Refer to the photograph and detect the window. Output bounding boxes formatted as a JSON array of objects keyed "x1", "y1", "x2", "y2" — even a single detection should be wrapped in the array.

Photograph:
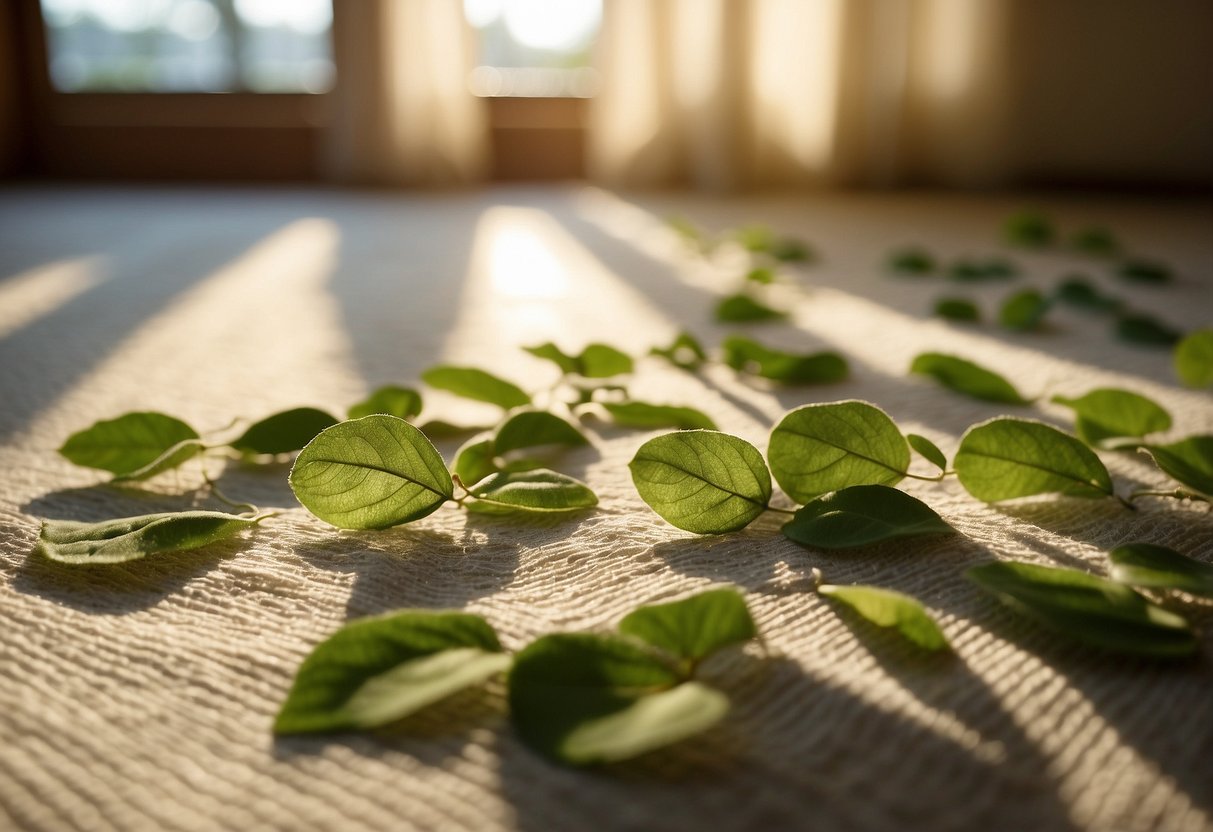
[
  {"x1": 40, "y1": 0, "x2": 333, "y2": 93},
  {"x1": 464, "y1": 0, "x2": 600, "y2": 98}
]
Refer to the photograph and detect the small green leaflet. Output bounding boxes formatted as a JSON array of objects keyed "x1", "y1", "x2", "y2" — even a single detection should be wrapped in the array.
[
  {"x1": 1003, "y1": 211, "x2": 1054, "y2": 247},
  {"x1": 966, "y1": 561, "x2": 1196, "y2": 658},
  {"x1": 526, "y1": 343, "x2": 634, "y2": 378},
  {"x1": 715, "y1": 293, "x2": 784, "y2": 323},
  {"x1": 722, "y1": 335, "x2": 848, "y2": 384},
  {"x1": 1141, "y1": 437, "x2": 1213, "y2": 497},
  {"x1": 1117, "y1": 259, "x2": 1172, "y2": 285},
  {"x1": 1115, "y1": 313, "x2": 1180, "y2": 347},
  {"x1": 466, "y1": 469, "x2": 598, "y2": 515},
  {"x1": 603, "y1": 402, "x2": 717, "y2": 431},
  {"x1": 494, "y1": 410, "x2": 588, "y2": 456},
  {"x1": 230, "y1": 408, "x2": 339, "y2": 455},
  {"x1": 110, "y1": 438, "x2": 207, "y2": 483},
  {"x1": 949, "y1": 258, "x2": 1017, "y2": 281},
  {"x1": 618, "y1": 589, "x2": 757, "y2": 670},
  {"x1": 781, "y1": 485, "x2": 953, "y2": 550},
  {"x1": 452, "y1": 436, "x2": 498, "y2": 487},
  {"x1": 887, "y1": 247, "x2": 935, "y2": 275},
  {"x1": 909, "y1": 352, "x2": 1030, "y2": 405},
  {"x1": 290, "y1": 415, "x2": 453, "y2": 529},
  {"x1": 650, "y1": 331, "x2": 707, "y2": 370},
  {"x1": 524, "y1": 342, "x2": 579, "y2": 375},
  {"x1": 274, "y1": 611, "x2": 510, "y2": 734},
  {"x1": 508, "y1": 633, "x2": 729, "y2": 766},
  {"x1": 421, "y1": 365, "x2": 531, "y2": 409},
  {"x1": 348, "y1": 386, "x2": 423, "y2": 421},
  {"x1": 59, "y1": 411, "x2": 199, "y2": 476},
  {"x1": 934, "y1": 298, "x2": 979, "y2": 322},
  {"x1": 1107, "y1": 543, "x2": 1213, "y2": 598},
  {"x1": 768, "y1": 400, "x2": 909, "y2": 503},
  {"x1": 745, "y1": 267, "x2": 776, "y2": 285},
  {"x1": 998, "y1": 289, "x2": 1050, "y2": 332},
  {"x1": 1053, "y1": 276, "x2": 1122, "y2": 312},
  {"x1": 818, "y1": 584, "x2": 949, "y2": 651},
  {"x1": 734, "y1": 225, "x2": 812, "y2": 262},
  {"x1": 36, "y1": 510, "x2": 258, "y2": 565},
  {"x1": 1071, "y1": 227, "x2": 1118, "y2": 256},
  {"x1": 906, "y1": 434, "x2": 947, "y2": 472},
  {"x1": 1051, "y1": 388, "x2": 1171, "y2": 447},
  {"x1": 629, "y1": 430, "x2": 771, "y2": 534},
  {"x1": 419, "y1": 420, "x2": 491, "y2": 440},
  {"x1": 1174, "y1": 329, "x2": 1213, "y2": 388},
  {"x1": 954, "y1": 417, "x2": 1113, "y2": 502}
]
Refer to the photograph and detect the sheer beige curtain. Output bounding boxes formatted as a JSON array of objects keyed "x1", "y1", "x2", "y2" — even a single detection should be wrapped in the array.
[{"x1": 327, "y1": 0, "x2": 488, "y2": 186}]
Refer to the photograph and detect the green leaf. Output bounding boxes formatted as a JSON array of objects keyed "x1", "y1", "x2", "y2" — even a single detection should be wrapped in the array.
[
  {"x1": 494, "y1": 410, "x2": 588, "y2": 456},
  {"x1": 649, "y1": 331, "x2": 707, "y2": 370},
  {"x1": 467, "y1": 469, "x2": 598, "y2": 515},
  {"x1": 111, "y1": 438, "x2": 207, "y2": 482},
  {"x1": 274, "y1": 611, "x2": 510, "y2": 735},
  {"x1": 722, "y1": 335, "x2": 848, "y2": 384},
  {"x1": 887, "y1": 247, "x2": 935, "y2": 275},
  {"x1": 966, "y1": 561, "x2": 1196, "y2": 658},
  {"x1": 768, "y1": 401, "x2": 909, "y2": 503},
  {"x1": 715, "y1": 293, "x2": 784, "y2": 323},
  {"x1": 934, "y1": 298, "x2": 980, "y2": 322},
  {"x1": 998, "y1": 289, "x2": 1050, "y2": 332},
  {"x1": 618, "y1": 589, "x2": 757, "y2": 667},
  {"x1": 818, "y1": 584, "x2": 949, "y2": 651},
  {"x1": 768, "y1": 238, "x2": 811, "y2": 263},
  {"x1": 1174, "y1": 329, "x2": 1213, "y2": 388},
  {"x1": 1003, "y1": 211, "x2": 1054, "y2": 247},
  {"x1": 452, "y1": 436, "x2": 498, "y2": 487},
  {"x1": 603, "y1": 402, "x2": 717, "y2": 431},
  {"x1": 629, "y1": 430, "x2": 771, "y2": 534},
  {"x1": 421, "y1": 365, "x2": 531, "y2": 409},
  {"x1": 1053, "y1": 276, "x2": 1122, "y2": 312},
  {"x1": 230, "y1": 407, "x2": 339, "y2": 455},
  {"x1": 745, "y1": 267, "x2": 776, "y2": 285},
  {"x1": 36, "y1": 510, "x2": 258, "y2": 565},
  {"x1": 1115, "y1": 313, "x2": 1181, "y2": 346},
  {"x1": 949, "y1": 257, "x2": 1017, "y2": 281},
  {"x1": 781, "y1": 485, "x2": 953, "y2": 550},
  {"x1": 348, "y1": 386, "x2": 423, "y2": 421},
  {"x1": 1117, "y1": 259, "x2": 1173, "y2": 285},
  {"x1": 954, "y1": 417, "x2": 1113, "y2": 502},
  {"x1": 579, "y1": 344, "x2": 634, "y2": 378},
  {"x1": 524, "y1": 342, "x2": 581, "y2": 375},
  {"x1": 289, "y1": 415, "x2": 454, "y2": 529},
  {"x1": 906, "y1": 433, "x2": 947, "y2": 471},
  {"x1": 418, "y1": 420, "x2": 491, "y2": 440},
  {"x1": 59, "y1": 411, "x2": 199, "y2": 476},
  {"x1": 1141, "y1": 436, "x2": 1213, "y2": 497},
  {"x1": 1107, "y1": 543, "x2": 1213, "y2": 598},
  {"x1": 509, "y1": 633, "x2": 728, "y2": 765},
  {"x1": 909, "y1": 352, "x2": 1030, "y2": 405},
  {"x1": 1071, "y1": 227, "x2": 1118, "y2": 256},
  {"x1": 1051, "y1": 388, "x2": 1171, "y2": 447}
]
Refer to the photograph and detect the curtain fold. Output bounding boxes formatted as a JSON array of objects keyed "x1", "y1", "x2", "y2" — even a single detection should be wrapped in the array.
[{"x1": 327, "y1": 0, "x2": 489, "y2": 187}]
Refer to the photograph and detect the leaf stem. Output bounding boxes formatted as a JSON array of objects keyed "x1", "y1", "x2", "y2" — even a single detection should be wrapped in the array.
[
  {"x1": 201, "y1": 471, "x2": 258, "y2": 514},
  {"x1": 764, "y1": 504, "x2": 797, "y2": 516},
  {"x1": 902, "y1": 471, "x2": 952, "y2": 482}
]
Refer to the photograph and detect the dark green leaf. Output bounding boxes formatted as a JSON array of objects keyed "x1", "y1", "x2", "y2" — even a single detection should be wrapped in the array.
[
  {"x1": 1174, "y1": 329, "x2": 1213, "y2": 389},
  {"x1": 603, "y1": 402, "x2": 717, "y2": 431},
  {"x1": 494, "y1": 410, "x2": 588, "y2": 456},
  {"x1": 1053, "y1": 276, "x2": 1122, "y2": 312},
  {"x1": 781, "y1": 484, "x2": 953, "y2": 549},
  {"x1": 1003, "y1": 211, "x2": 1054, "y2": 247},
  {"x1": 289, "y1": 415, "x2": 453, "y2": 529},
  {"x1": 950, "y1": 258, "x2": 1017, "y2": 281},
  {"x1": 421, "y1": 365, "x2": 531, "y2": 409},
  {"x1": 649, "y1": 331, "x2": 707, "y2": 370},
  {"x1": 467, "y1": 469, "x2": 598, "y2": 515},
  {"x1": 618, "y1": 589, "x2": 757, "y2": 667},
  {"x1": 418, "y1": 420, "x2": 491, "y2": 440},
  {"x1": 629, "y1": 430, "x2": 771, "y2": 534},
  {"x1": 509, "y1": 633, "x2": 728, "y2": 765},
  {"x1": 274, "y1": 611, "x2": 510, "y2": 734},
  {"x1": 768, "y1": 401, "x2": 909, "y2": 503},
  {"x1": 1108, "y1": 543, "x2": 1213, "y2": 598},
  {"x1": 452, "y1": 436, "x2": 498, "y2": 487},
  {"x1": 906, "y1": 433, "x2": 947, "y2": 471},
  {"x1": 1142, "y1": 436, "x2": 1213, "y2": 497},
  {"x1": 1115, "y1": 313, "x2": 1181, "y2": 346},
  {"x1": 819, "y1": 584, "x2": 949, "y2": 651},
  {"x1": 998, "y1": 289, "x2": 1050, "y2": 331},
  {"x1": 110, "y1": 438, "x2": 207, "y2": 482},
  {"x1": 230, "y1": 407, "x2": 339, "y2": 456},
  {"x1": 59, "y1": 411, "x2": 199, "y2": 476},
  {"x1": 525, "y1": 342, "x2": 580, "y2": 375},
  {"x1": 715, "y1": 293, "x2": 784, "y2": 323},
  {"x1": 579, "y1": 344, "x2": 634, "y2": 378},
  {"x1": 887, "y1": 247, "x2": 935, "y2": 275},
  {"x1": 768, "y1": 237, "x2": 812, "y2": 263},
  {"x1": 1051, "y1": 388, "x2": 1171, "y2": 447},
  {"x1": 348, "y1": 386, "x2": 423, "y2": 421},
  {"x1": 934, "y1": 298, "x2": 980, "y2": 322},
  {"x1": 910, "y1": 352, "x2": 1030, "y2": 405},
  {"x1": 722, "y1": 335, "x2": 848, "y2": 384},
  {"x1": 1117, "y1": 259, "x2": 1173, "y2": 285},
  {"x1": 36, "y1": 510, "x2": 257, "y2": 565},
  {"x1": 966, "y1": 561, "x2": 1196, "y2": 658},
  {"x1": 954, "y1": 417, "x2": 1113, "y2": 502},
  {"x1": 1071, "y1": 227, "x2": 1118, "y2": 256}
]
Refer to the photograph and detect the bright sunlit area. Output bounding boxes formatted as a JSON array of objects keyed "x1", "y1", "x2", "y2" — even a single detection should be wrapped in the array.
[{"x1": 464, "y1": 0, "x2": 601, "y2": 97}]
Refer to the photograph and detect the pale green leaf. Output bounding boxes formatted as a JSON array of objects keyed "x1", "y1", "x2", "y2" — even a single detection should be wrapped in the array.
[
  {"x1": 59, "y1": 411, "x2": 199, "y2": 475},
  {"x1": 1174, "y1": 329, "x2": 1213, "y2": 389},
  {"x1": 111, "y1": 438, "x2": 207, "y2": 482},
  {"x1": 722, "y1": 335, "x2": 848, "y2": 384},
  {"x1": 781, "y1": 484, "x2": 953, "y2": 549},
  {"x1": 906, "y1": 433, "x2": 947, "y2": 471},
  {"x1": 1004, "y1": 211, "x2": 1054, "y2": 247},
  {"x1": 819, "y1": 584, "x2": 949, "y2": 651},
  {"x1": 954, "y1": 417, "x2": 1113, "y2": 502},
  {"x1": 1142, "y1": 436, "x2": 1213, "y2": 497},
  {"x1": 524, "y1": 342, "x2": 580, "y2": 375},
  {"x1": 348, "y1": 386, "x2": 423, "y2": 421},
  {"x1": 910, "y1": 353, "x2": 1030, "y2": 405},
  {"x1": 998, "y1": 289, "x2": 1050, "y2": 332},
  {"x1": 618, "y1": 589, "x2": 757, "y2": 667},
  {"x1": 36, "y1": 510, "x2": 257, "y2": 565},
  {"x1": 579, "y1": 344, "x2": 634, "y2": 378},
  {"x1": 1108, "y1": 543, "x2": 1213, "y2": 598},
  {"x1": 421, "y1": 365, "x2": 531, "y2": 409},
  {"x1": 715, "y1": 293, "x2": 784, "y2": 323},
  {"x1": 230, "y1": 407, "x2": 339, "y2": 455},
  {"x1": 467, "y1": 468, "x2": 598, "y2": 515},
  {"x1": 1051, "y1": 388, "x2": 1171, "y2": 447},
  {"x1": 603, "y1": 402, "x2": 717, "y2": 431},
  {"x1": 494, "y1": 410, "x2": 588, "y2": 456},
  {"x1": 452, "y1": 436, "x2": 498, "y2": 488}
]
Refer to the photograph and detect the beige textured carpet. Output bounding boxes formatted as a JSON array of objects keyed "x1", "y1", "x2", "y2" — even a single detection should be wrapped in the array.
[{"x1": 1, "y1": 185, "x2": 1211, "y2": 832}]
